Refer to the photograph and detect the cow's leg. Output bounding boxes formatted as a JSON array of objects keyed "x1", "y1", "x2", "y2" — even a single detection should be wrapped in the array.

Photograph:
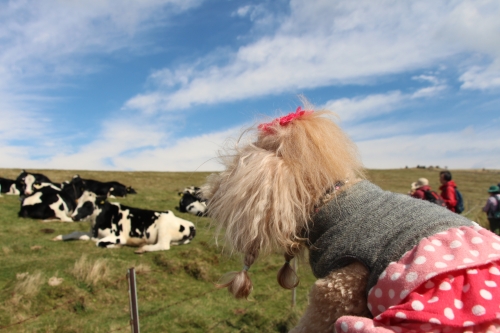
[
  {"x1": 135, "y1": 224, "x2": 171, "y2": 253},
  {"x1": 135, "y1": 237, "x2": 171, "y2": 253},
  {"x1": 96, "y1": 235, "x2": 125, "y2": 248},
  {"x1": 53, "y1": 231, "x2": 93, "y2": 241}
]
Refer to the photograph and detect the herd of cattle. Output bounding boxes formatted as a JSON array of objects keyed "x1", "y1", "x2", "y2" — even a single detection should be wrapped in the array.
[{"x1": 0, "y1": 170, "x2": 208, "y2": 253}]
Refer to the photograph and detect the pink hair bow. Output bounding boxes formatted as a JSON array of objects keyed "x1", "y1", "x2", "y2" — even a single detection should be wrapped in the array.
[{"x1": 258, "y1": 107, "x2": 313, "y2": 134}]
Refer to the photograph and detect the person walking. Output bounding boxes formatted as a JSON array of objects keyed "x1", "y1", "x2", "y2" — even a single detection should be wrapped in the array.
[
  {"x1": 483, "y1": 185, "x2": 500, "y2": 235},
  {"x1": 439, "y1": 170, "x2": 457, "y2": 212}
]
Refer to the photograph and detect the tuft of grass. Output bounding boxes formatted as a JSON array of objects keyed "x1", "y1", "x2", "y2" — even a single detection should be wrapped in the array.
[
  {"x1": 183, "y1": 261, "x2": 211, "y2": 281},
  {"x1": 71, "y1": 255, "x2": 109, "y2": 287},
  {"x1": 48, "y1": 277, "x2": 63, "y2": 287},
  {"x1": 134, "y1": 263, "x2": 151, "y2": 275},
  {"x1": 14, "y1": 271, "x2": 44, "y2": 298}
]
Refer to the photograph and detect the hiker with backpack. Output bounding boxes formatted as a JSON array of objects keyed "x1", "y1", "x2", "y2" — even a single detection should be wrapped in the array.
[
  {"x1": 439, "y1": 170, "x2": 460, "y2": 213},
  {"x1": 410, "y1": 177, "x2": 446, "y2": 208},
  {"x1": 483, "y1": 185, "x2": 500, "y2": 235}
]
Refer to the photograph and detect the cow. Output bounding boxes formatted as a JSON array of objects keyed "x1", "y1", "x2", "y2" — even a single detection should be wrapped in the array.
[
  {"x1": 18, "y1": 176, "x2": 87, "y2": 222},
  {"x1": 74, "y1": 175, "x2": 137, "y2": 197},
  {"x1": 16, "y1": 170, "x2": 53, "y2": 196},
  {"x1": 176, "y1": 186, "x2": 207, "y2": 216},
  {"x1": 54, "y1": 191, "x2": 196, "y2": 253},
  {"x1": 0, "y1": 177, "x2": 21, "y2": 195}
]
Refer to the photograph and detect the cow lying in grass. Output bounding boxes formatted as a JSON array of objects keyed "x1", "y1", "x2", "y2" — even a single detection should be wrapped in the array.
[
  {"x1": 0, "y1": 177, "x2": 21, "y2": 195},
  {"x1": 74, "y1": 175, "x2": 137, "y2": 197},
  {"x1": 18, "y1": 176, "x2": 87, "y2": 222},
  {"x1": 54, "y1": 191, "x2": 196, "y2": 253},
  {"x1": 176, "y1": 186, "x2": 207, "y2": 216}
]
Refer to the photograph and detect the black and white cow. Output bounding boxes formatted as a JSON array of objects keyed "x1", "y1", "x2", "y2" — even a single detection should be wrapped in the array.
[
  {"x1": 16, "y1": 170, "x2": 53, "y2": 196},
  {"x1": 74, "y1": 175, "x2": 137, "y2": 197},
  {"x1": 0, "y1": 177, "x2": 21, "y2": 195},
  {"x1": 176, "y1": 186, "x2": 207, "y2": 216},
  {"x1": 18, "y1": 176, "x2": 87, "y2": 222},
  {"x1": 55, "y1": 191, "x2": 196, "y2": 253}
]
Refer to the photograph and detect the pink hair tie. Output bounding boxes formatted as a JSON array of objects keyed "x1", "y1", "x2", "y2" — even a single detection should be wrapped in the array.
[{"x1": 258, "y1": 107, "x2": 313, "y2": 134}]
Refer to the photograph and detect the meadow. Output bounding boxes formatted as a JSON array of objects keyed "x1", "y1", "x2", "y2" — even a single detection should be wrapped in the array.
[{"x1": 0, "y1": 168, "x2": 499, "y2": 333}]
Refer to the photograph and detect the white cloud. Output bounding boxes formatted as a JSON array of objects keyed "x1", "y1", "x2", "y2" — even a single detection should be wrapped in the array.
[
  {"x1": 358, "y1": 126, "x2": 500, "y2": 169},
  {"x1": 321, "y1": 77, "x2": 447, "y2": 124},
  {"x1": 459, "y1": 62, "x2": 500, "y2": 90},
  {"x1": 0, "y1": 0, "x2": 203, "y2": 83},
  {"x1": 412, "y1": 75, "x2": 441, "y2": 85},
  {"x1": 0, "y1": 0, "x2": 206, "y2": 169},
  {"x1": 233, "y1": 5, "x2": 252, "y2": 18},
  {"x1": 123, "y1": 0, "x2": 500, "y2": 114},
  {"x1": 411, "y1": 85, "x2": 447, "y2": 98},
  {"x1": 0, "y1": 112, "x2": 241, "y2": 171},
  {"x1": 323, "y1": 92, "x2": 405, "y2": 123},
  {"x1": 435, "y1": 0, "x2": 500, "y2": 90}
]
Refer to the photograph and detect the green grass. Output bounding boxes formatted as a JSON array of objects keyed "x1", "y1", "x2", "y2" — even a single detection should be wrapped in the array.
[{"x1": 0, "y1": 168, "x2": 499, "y2": 332}]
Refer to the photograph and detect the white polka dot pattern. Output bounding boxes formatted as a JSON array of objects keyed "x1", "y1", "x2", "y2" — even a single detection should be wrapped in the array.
[
  {"x1": 367, "y1": 226, "x2": 500, "y2": 317},
  {"x1": 337, "y1": 226, "x2": 500, "y2": 332}
]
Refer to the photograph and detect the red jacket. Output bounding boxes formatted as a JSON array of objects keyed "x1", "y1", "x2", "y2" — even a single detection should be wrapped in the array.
[
  {"x1": 411, "y1": 185, "x2": 431, "y2": 200},
  {"x1": 440, "y1": 180, "x2": 457, "y2": 212}
]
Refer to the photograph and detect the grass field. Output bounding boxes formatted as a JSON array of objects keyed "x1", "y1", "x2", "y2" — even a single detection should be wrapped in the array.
[{"x1": 0, "y1": 168, "x2": 499, "y2": 332}]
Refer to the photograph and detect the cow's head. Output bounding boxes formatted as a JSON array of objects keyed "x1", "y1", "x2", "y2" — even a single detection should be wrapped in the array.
[
  {"x1": 71, "y1": 191, "x2": 106, "y2": 221},
  {"x1": 186, "y1": 201, "x2": 207, "y2": 217},
  {"x1": 67, "y1": 175, "x2": 87, "y2": 200},
  {"x1": 16, "y1": 170, "x2": 33, "y2": 196},
  {"x1": 176, "y1": 187, "x2": 207, "y2": 216},
  {"x1": 126, "y1": 186, "x2": 137, "y2": 194},
  {"x1": 168, "y1": 212, "x2": 196, "y2": 244}
]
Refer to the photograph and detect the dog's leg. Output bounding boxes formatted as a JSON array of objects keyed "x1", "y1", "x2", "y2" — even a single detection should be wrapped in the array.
[{"x1": 290, "y1": 261, "x2": 371, "y2": 333}]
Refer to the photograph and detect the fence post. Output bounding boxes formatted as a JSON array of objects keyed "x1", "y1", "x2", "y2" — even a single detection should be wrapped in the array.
[
  {"x1": 291, "y1": 258, "x2": 297, "y2": 308},
  {"x1": 127, "y1": 267, "x2": 140, "y2": 333}
]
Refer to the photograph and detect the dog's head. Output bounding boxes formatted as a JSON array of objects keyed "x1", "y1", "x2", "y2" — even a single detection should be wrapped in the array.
[{"x1": 202, "y1": 105, "x2": 364, "y2": 298}]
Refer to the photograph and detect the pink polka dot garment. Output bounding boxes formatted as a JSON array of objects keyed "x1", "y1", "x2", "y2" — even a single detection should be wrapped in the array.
[{"x1": 337, "y1": 223, "x2": 500, "y2": 332}]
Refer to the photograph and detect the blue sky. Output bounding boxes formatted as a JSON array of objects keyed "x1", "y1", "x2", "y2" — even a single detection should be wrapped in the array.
[{"x1": 1, "y1": 0, "x2": 499, "y2": 171}]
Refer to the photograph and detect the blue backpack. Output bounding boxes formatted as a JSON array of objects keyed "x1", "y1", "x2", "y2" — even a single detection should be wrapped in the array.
[{"x1": 455, "y1": 188, "x2": 464, "y2": 214}]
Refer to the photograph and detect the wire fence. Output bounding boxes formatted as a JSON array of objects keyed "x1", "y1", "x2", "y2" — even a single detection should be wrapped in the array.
[{"x1": 0, "y1": 265, "x2": 297, "y2": 333}]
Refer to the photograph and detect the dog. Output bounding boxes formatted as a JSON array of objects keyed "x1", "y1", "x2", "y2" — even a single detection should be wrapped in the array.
[{"x1": 201, "y1": 104, "x2": 500, "y2": 332}]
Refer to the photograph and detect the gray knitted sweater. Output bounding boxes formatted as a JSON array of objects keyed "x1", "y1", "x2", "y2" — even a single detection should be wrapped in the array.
[{"x1": 308, "y1": 180, "x2": 473, "y2": 292}]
